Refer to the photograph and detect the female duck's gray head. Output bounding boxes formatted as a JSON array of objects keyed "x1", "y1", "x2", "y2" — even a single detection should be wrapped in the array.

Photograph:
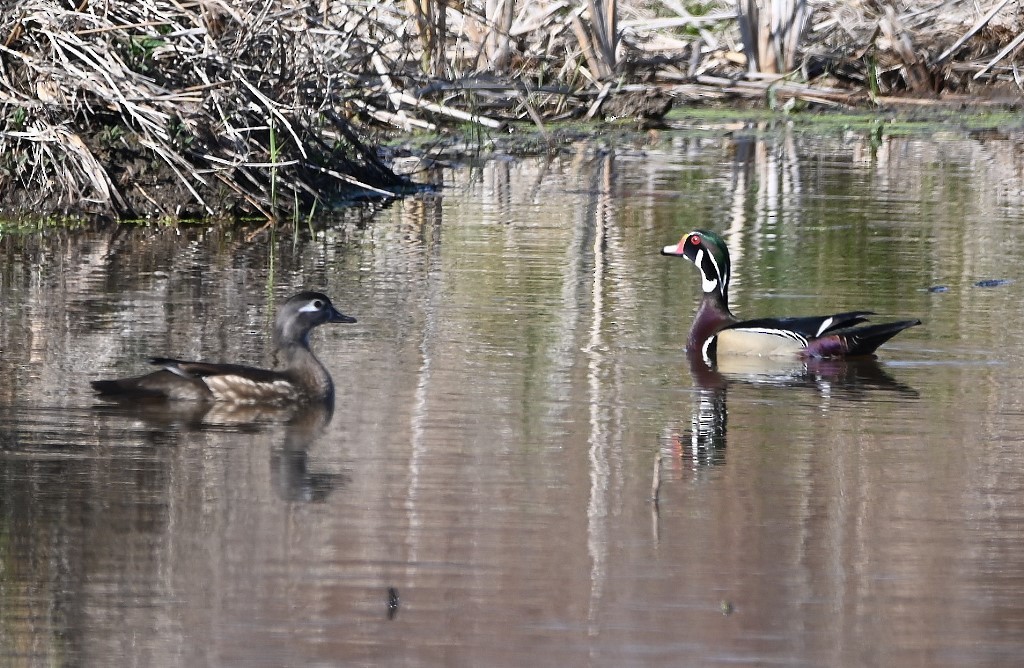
[
  {"x1": 661, "y1": 229, "x2": 731, "y2": 303},
  {"x1": 275, "y1": 291, "x2": 357, "y2": 349}
]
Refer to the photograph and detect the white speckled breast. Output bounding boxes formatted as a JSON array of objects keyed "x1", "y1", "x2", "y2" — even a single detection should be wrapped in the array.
[{"x1": 204, "y1": 376, "x2": 300, "y2": 403}]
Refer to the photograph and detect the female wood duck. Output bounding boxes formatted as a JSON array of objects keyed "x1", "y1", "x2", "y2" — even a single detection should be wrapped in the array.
[
  {"x1": 662, "y1": 229, "x2": 921, "y2": 365},
  {"x1": 91, "y1": 291, "x2": 356, "y2": 404}
]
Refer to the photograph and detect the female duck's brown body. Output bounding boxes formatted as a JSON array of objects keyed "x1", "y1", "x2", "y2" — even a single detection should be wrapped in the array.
[
  {"x1": 91, "y1": 291, "x2": 355, "y2": 404},
  {"x1": 662, "y1": 230, "x2": 921, "y2": 366}
]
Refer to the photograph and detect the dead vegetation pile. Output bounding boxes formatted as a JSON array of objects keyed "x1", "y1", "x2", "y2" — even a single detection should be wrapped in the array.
[
  {"x1": 0, "y1": 0, "x2": 412, "y2": 221},
  {"x1": 799, "y1": 1, "x2": 1024, "y2": 103},
  {"x1": 0, "y1": 1, "x2": 1021, "y2": 221},
  {"x1": 642, "y1": 1, "x2": 1024, "y2": 107}
]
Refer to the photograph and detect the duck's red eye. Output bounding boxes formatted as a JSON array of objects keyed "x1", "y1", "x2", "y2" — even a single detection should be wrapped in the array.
[{"x1": 689, "y1": 234, "x2": 701, "y2": 245}]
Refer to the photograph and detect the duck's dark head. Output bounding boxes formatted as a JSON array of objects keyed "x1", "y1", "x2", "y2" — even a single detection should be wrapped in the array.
[
  {"x1": 275, "y1": 291, "x2": 356, "y2": 348},
  {"x1": 662, "y1": 229, "x2": 731, "y2": 304}
]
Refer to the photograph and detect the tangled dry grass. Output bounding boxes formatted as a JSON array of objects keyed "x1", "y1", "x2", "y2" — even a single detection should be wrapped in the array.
[
  {"x1": 0, "y1": 1, "x2": 413, "y2": 221},
  {"x1": 0, "y1": 1, "x2": 1021, "y2": 221}
]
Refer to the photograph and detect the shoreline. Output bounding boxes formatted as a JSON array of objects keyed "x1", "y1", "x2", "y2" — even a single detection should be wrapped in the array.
[{"x1": 1, "y1": 1, "x2": 1021, "y2": 223}]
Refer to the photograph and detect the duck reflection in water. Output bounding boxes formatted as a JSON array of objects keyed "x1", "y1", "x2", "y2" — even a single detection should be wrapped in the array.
[
  {"x1": 270, "y1": 403, "x2": 349, "y2": 503},
  {"x1": 93, "y1": 397, "x2": 347, "y2": 503},
  {"x1": 662, "y1": 348, "x2": 919, "y2": 474}
]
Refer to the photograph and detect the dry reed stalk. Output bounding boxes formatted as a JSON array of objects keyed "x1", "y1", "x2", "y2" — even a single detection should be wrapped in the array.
[
  {"x1": 737, "y1": 0, "x2": 810, "y2": 74},
  {"x1": 935, "y1": 0, "x2": 1012, "y2": 63},
  {"x1": 808, "y1": 1, "x2": 1023, "y2": 96}
]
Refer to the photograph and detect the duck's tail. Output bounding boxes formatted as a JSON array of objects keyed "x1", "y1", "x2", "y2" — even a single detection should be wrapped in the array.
[
  {"x1": 805, "y1": 319, "x2": 922, "y2": 358},
  {"x1": 91, "y1": 376, "x2": 166, "y2": 398}
]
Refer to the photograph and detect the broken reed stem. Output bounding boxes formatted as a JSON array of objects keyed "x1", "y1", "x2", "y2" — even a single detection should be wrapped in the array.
[{"x1": 651, "y1": 450, "x2": 662, "y2": 505}]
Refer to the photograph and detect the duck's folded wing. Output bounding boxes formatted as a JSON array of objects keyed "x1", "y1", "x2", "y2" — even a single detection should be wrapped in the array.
[
  {"x1": 92, "y1": 365, "x2": 210, "y2": 400},
  {"x1": 149, "y1": 357, "x2": 283, "y2": 383},
  {"x1": 149, "y1": 358, "x2": 299, "y2": 402},
  {"x1": 727, "y1": 310, "x2": 875, "y2": 339}
]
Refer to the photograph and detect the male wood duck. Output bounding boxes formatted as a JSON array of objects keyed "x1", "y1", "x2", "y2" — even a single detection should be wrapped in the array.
[
  {"x1": 91, "y1": 291, "x2": 355, "y2": 404},
  {"x1": 662, "y1": 229, "x2": 921, "y2": 365}
]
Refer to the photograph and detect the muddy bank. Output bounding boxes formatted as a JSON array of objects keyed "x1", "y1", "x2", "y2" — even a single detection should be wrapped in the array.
[{"x1": 0, "y1": 1, "x2": 1021, "y2": 223}]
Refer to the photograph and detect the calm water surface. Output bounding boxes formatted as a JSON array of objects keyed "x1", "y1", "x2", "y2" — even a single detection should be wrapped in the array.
[{"x1": 3, "y1": 123, "x2": 1024, "y2": 666}]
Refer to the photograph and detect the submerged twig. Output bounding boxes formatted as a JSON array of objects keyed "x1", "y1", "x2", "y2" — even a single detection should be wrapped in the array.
[{"x1": 651, "y1": 450, "x2": 662, "y2": 506}]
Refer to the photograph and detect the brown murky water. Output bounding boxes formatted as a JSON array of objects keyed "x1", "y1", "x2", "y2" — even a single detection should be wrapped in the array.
[{"x1": 3, "y1": 123, "x2": 1024, "y2": 665}]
